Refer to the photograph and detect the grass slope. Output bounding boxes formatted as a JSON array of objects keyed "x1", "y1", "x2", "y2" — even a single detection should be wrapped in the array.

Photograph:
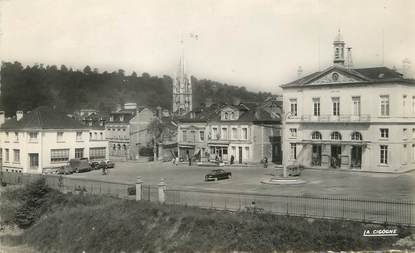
[{"x1": 1, "y1": 180, "x2": 413, "y2": 253}]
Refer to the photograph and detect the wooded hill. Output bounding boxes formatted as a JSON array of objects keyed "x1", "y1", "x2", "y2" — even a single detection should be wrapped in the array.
[{"x1": 0, "y1": 62, "x2": 271, "y2": 117}]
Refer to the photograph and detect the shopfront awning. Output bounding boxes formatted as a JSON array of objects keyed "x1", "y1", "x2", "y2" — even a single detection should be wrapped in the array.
[
  {"x1": 292, "y1": 140, "x2": 370, "y2": 146},
  {"x1": 178, "y1": 144, "x2": 195, "y2": 148}
]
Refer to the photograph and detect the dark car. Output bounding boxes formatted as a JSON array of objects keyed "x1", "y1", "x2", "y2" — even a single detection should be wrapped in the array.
[
  {"x1": 90, "y1": 161, "x2": 100, "y2": 170},
  {"x1": 105, "y1": 160, "x2": 115, "y2": 169},
  {"x1": 69, "y1": 159, "x2": 92, "y2": 173},
  {"x1": 205, "y1": 169, "x2": 232, "y2": 181}
]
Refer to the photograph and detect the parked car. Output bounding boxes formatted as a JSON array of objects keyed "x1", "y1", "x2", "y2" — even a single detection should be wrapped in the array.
[
  {"x1": 105, "y1": 160, "x2": 115, "y2": 168},
  {"x1": 69, "y1": 159, "x2": 92, "y2": 173},
  {"x1": 57, "y1": 165, "x2": 74, "y2": 175},
  {"x1": 205, "y1": 169, "x2": 232, "y2": 181},
  {"x1": 89, "y1": 161, "x2": 100, "y2": 170}
]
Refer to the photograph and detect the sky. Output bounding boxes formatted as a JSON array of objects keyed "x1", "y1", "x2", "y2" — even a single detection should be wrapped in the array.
[{"x1": 1, "y1": 0, "x2": 414, "y2": 93}]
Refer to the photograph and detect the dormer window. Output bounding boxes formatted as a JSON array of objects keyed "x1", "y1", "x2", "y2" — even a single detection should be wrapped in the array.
[
  {"x1": 224, "y1": 112, "x2": 229, "y2": 120},
  {"x1": 109, "y1": 116, "x2": 114, "y2": 122},
  {"x1": 120, "y1": 115, "x2": 124, "y2": 122},
  {"x1": 231, "y1": 112, "x2": 235, "y2": 119}
]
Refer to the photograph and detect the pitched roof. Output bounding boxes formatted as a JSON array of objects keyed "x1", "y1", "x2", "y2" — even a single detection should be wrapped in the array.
[
  {"x1": 178, "y1": 102, "x2": 281, "y2": 124},
  {"x1": 1, "y1": 106, "x2": 88, "y2": 130},
  {"x1": 281, "y1": 65, "x2": 415, "y2": 88}
]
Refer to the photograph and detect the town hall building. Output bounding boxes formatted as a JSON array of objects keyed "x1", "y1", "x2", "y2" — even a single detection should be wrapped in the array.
[{"x1": 281, "y1": 31, "x2": 415, "y2": 173}]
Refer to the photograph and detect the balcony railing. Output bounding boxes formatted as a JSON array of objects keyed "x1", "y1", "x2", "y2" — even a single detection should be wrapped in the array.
[{"x1": 297, "y1": 114, "x2": 370, "y2": 123}]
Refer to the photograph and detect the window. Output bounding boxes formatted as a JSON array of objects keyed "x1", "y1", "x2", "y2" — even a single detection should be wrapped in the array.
[
  {"x1": 231, "y1": 112, "x2": 235, "y2": 120},
  {"x1": 332, "y1": 97, "x2": 340, "y2": 116},
  {"x1": 221, "y1": 128, "x2": 228, "y2": 140},
  {"x1": 313, "y1": 98, "x2": 320, "y2": 116},
  {"x1": 380, "y1": 145, "x2": 388, "y2": 165},
  {"x1": 402, "y1": 144, "x2": 408, "y2": 164},
  {"x1": 289, "y1": 128, "x2": 297, "y2": 138},
  {"x1": 403, "y1": 95, "x2": 407, "y2": 112},
  {"x1": 76, "y1": 131, "x2": 83, "y2": 141},
  {"x1": 232, "y1": 128, "x2": 238, "y2": 139},
  {"x1": 224, "y1": 112, "x2": 229, "y2": 120},
  {"x1": 403, "y1": 128, "x2": 408, "y2": 139},
  {"x1": 242, "y1": 128, "x2": 248, "y2": 140},
  {"x1": 29, "y1": 132, "x2": 38, "y2": 142},
  {"x1": 14, "y1": 132, "x2": 19, "y2": 142},
  {"x1": 120, "y1": 115, "x2": 124, "y2": 122},
  {"x1": 182, "y1": 130, "x2": 187, "y2": 142},
  {"x1": 123, "y1": 128, "x2": 126, "y2": 131},
  {"x1": 89, "y1": 132, "x2": 93, "y2": 140},
  {"x1": 380, "y1": 95, "x2": 390, "y2": 116},
  {"x1": 413, "y1": 128, "x2": 415, "y2": 139},
  {"x1": 13, "y1": 149, "x2": 20, "y2": 163},
  {"x1": 29, "y1": 154, "x2": 39, "y2": 168},
  {"x1": 100, "y1": 132, "x2": 103, "y2": 140},
  {"x1": 413, "y1": 144, "x2": 415, "y2": 162},
  {"x1": 412, "y1": 96, "x2": 415, "y2": 114},
  {"x1": 109, "y1": 116, "x2": 114, "y2": 122},
  {"x1": 5, "y1": 132, "x2": 9, "y2": 142},
  {"x1": 290, "y1": 143, "x2": 297, "y2": 160},
  {"x1": 330, "y1": 131, "x2": 342, "y2": 140},
  {"x1": 351, "y1": 132, "x2": 363, "y2": 141},
  {"x1": 289, "y1": 99, "x2": 297, "y2": 116},
  {"x1": 75, "y1": 148, "x2": 84, "y2": 159},
  {"x1": 311, "y1": 131, "x2": 322, "y2": 140},
  {"x1": 94, "y1": 132, "x2": 98, "y2": 139},
  {"x1": 57, "y1": 132, "x2": 64, "y2": 142},
  {"x1": 380, "y1": 128, "x2": 389, "y2": 139},
  {"x1": 352, "y1": 96, "x2": 361, "y2": 116},
  {"x1": 199, "y1": 131, "x2": 205, "y2": 141},
  {"x1": 212, "y1": 127, "x2": 218, "y2": 139},
  {"x1": 90, "y1": 147, "x2": 106, "y2": 160},
  {"x1": 51, "y1": 149, "x2": 69, "y2": 163},
  {"x1": 5, "y1": 149, "x2": 9, "y2": 162}
]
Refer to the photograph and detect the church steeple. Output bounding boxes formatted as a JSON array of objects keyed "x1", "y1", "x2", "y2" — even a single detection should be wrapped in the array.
[
  {"x1": 333, "y1": 29, "x2": 345, "y2": 66},
  {"x1": 172, "y1": 40, "x2": 192, "y2": 116}
]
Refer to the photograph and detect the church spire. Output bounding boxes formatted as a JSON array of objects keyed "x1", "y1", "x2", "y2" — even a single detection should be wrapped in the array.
[
  {"x1": 333, "y1": 29, "x2": 345, "y2": 66},
  {"x1": 173, "y1": 37, "x2": 192, "y2": 116}
]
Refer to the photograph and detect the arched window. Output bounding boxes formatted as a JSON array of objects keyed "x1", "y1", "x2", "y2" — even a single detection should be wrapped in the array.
[
  {"x1": 311, "y1": 131, "x2": 322, "y2": 140},
  {"x1": 331, "y1": 131, "x2": 342, "y2": 140},
  {"x1": 224, "y1": 112, "x2": 229, "y2": 120},
  {"x1": 351, "y1": 132, "x2": 362, "y2": 141},
  {"x1": 113, "y1": 144, "x2": 116, "y2": 150},
  {"x1": 231, "y1": 112, "x2": 235, "y2": 119},
  {"x1": 117, "y1": 144, "x2": 121, "y2": 150},
  {"x1": 123, "y1": 144, "x2": 127, "y2": 150}
]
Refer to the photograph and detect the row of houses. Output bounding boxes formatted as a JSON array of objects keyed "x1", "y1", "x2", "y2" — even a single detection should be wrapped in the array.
[{"x1": 0, "y1": 31, "x2": 414, "y2": 174}]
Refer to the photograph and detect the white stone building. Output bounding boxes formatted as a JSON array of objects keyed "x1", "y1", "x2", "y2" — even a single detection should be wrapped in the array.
[
  {"x1": 281, "y1": 32, "x2": 415, "y2": 173},
  {"x1": 0, "y1": 107, "x2": 108, "y2": 174}
]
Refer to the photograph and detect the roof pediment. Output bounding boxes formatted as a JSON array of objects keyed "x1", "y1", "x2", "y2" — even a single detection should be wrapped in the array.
[{"x1": 303, "y1": 66, "x2": 368, "y2": 86}]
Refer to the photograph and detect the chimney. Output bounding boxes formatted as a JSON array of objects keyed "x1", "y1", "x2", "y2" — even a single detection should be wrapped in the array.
[
  {"x1": 0, "y1": 111, "x2": 5, "y2": 125},
  {"x1": 156, "y1": 106, "x2": 162, "y2": 118},
  {"x1": 346, "y1": 47, "x2": 353, "y2": 69},
  {"x1": 401, "y1": 58, "x2": 411, "y2": 78},
  {"x1": 16, "y1": 111, "x2": 24, "y2": 121},
  {"x1": 297, "y1": 66, "x2": 303, "y2": 78}
]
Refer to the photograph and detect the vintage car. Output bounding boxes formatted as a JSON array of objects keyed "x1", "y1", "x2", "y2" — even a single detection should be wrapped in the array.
[{"x1": 205, "y1": 169, "x2": 232, "y2": 181}]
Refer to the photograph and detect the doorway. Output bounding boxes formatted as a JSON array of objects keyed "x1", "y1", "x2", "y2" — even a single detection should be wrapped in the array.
[
  {"x1": 272, "y1": 143, "x2": 282, "y2": 164},
  {"x1": 330, "y1": 145, "x2": 341, "y2": 168},
  {"x1": 29, "y1": 153, "x2": 39, "y2": 169},
  {"x1": 311, "y1": 145, "x2": 322, "y2": 166},
  {"x1": 238, "y1": 147, "x2": 243, "y2": 164},
  {"x1": 351, "y1": 146, "x2": 362, "y2": 169}
]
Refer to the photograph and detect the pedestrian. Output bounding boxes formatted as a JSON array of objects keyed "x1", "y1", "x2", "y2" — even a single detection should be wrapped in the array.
[
  {"x1": 102, "y1": 165, "x2": 106, "y2": 175},
  {"x1": 263, "y1": 156, "x2": 268, "y2": 168},
  {"x1": 230, "y1": 155, "x2": 234, "y2": 165}
]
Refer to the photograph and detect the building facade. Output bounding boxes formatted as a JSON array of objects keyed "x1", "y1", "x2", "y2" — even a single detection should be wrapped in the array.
[
  {"x1": 0, "y1": 107, "x2": 108, "y2": 174},
  {"x1": 105, "y1": 109, "x2": 136, "y2": 159},
  {"x1": 177, "y1": 101, "x2": 282, "y2": 164},
  {"x1": 129, "y1": 107, "x2": 156, "y2": 159},
  {"x1": 281, "y1": 32, "x2": 415, "y2": 173}
]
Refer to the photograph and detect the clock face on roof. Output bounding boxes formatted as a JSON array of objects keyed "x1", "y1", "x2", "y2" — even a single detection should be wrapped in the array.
[{"x1": 332, "y1": 72, "x2": 339, "y2": 81}]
